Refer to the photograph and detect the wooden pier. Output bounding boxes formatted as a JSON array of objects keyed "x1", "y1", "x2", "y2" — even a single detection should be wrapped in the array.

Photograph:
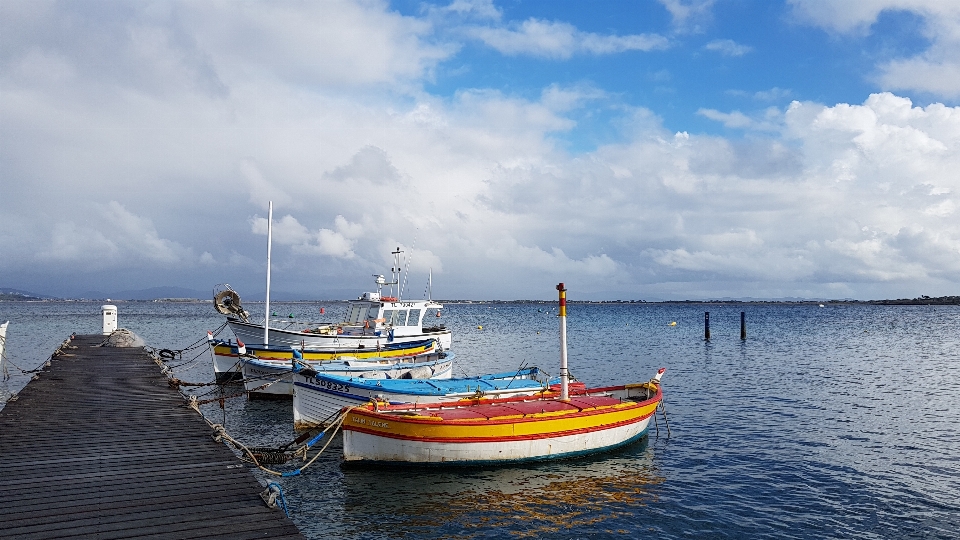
[{"x1": 0, "y1": 335, "x2": 304, "y2": 540}]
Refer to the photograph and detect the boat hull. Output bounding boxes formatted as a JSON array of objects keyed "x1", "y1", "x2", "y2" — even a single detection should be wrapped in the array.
[
  {"x1": 211, "y1": 338, "x2": 439, "y2": 382},
  {"x1": 292, "y1": 370, "x2": 550, "y2": 430},
  {"x1": 342, "y1": 387, "x2": 661, "y2": 465},
  {"x1": 343, "y1": 417, "x2": 651, "y2": 465},
  {"x1": 211, "y1": 344, "x2": 243, "y2": 383},
  {"x1": 242, "y1": 353, "x2": 454, "y2": 397},
  {"x1": 227, "y1": 319, "x2": 453, "y2": 351}
]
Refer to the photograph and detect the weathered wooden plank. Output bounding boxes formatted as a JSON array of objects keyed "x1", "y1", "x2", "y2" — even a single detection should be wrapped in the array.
[{"x1": 0, "y1": 335, "x2": 304, "y2": 540}]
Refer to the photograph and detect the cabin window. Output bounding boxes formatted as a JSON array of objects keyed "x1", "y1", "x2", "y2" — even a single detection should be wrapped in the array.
[
  {"x1": 408, "y1": 309, "x2": 421, "y2": 327},
  {"x1": 382, "y1": 309, "x2": 394, "y2": 325},
  {"x1": 395, "y1": 310, "x2": 409, "y2": 326},
  {"x1": 367, "y1": 306, "x2": 380, "y2": 321},
  {"x1": 347, "y1": 305, "x2": 363, "y2": 324}
]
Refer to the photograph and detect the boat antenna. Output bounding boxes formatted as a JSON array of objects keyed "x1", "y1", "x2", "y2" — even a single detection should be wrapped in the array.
[
  {"x1": 428, "y1": 268, "x2": 432, "y2": 301},
  {"x1": 557, "y1": 282, "x2": 569, "y2": 402},
  {"x1": 390, "y1": 246, "x2": 403, "y2": 298},
  {"x1": 399, "y1": 235, "x2": 417, "y2": 301},
  {"x1": 264, "y1": 201, "x2": 273, "y2": 345}
]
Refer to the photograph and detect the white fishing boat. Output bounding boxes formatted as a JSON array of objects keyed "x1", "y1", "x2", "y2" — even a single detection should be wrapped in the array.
[
  {"x1": 341, "y1": 283, "x2": 666, "y2": 466},
  {"x1": 209, "y1": 335, "x2": 441, "y2": 383},
  {"x1": 216, "y1": 247, "x2": 452, "y2": 351},
  {"x1": 291, "y1": 367, "x2": 556, "y2": 430},
  {"x1": 240, "y1": 347, "x2": 454, "y2": 398}
]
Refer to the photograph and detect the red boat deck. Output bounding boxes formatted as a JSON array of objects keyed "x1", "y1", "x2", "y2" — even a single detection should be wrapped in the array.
[{"x1": 417, "y1": 395, "x2": 624, "y2": 421}]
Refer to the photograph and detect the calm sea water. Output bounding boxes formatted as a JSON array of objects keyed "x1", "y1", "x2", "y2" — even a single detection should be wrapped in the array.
[{"x1": 2, "y1": 300, "x2": 959, "y2": 539}]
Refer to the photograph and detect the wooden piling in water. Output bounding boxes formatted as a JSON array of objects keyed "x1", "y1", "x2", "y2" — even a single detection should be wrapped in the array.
[
  {"x1": 0, "y1": 335, "x2": 304, "y2": 540},
  {"x1": 704, "y1": 311, "x2": 711, "y2": 341},
  {"x1": 741, "y1": 311, "x2": 746, "y2": 340}
]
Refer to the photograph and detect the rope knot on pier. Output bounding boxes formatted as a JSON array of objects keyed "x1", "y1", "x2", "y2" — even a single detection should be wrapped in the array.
[{"x1": 211, "y1": 424, "x2": 226, "y2": 444}]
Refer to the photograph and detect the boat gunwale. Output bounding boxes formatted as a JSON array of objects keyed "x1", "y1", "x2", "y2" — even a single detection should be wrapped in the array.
[
  {"x1": 227, "y1": 318, "x2": 452, "y2": 339},
  {"x1": 350, "y1": 383, "x2": 661, "y2": 415},
  {"x1": 212, "y1": 337, "x2": 438, "y2": 355},
  {"x1": 219, "y1": 347, "x2": 436, "y2": 364},
  {"x1": 343, "y1": 404, "x2": 658, "y2": 443},
  {"x1": 243, "y1": 356, "x2": 453, "y2": 373},
  {"x1": 292, "y1": 378, "x2": 551, "y2": 401},
  {"x1": 342, "y1": 385, "x2": 662, "y2": 428}
]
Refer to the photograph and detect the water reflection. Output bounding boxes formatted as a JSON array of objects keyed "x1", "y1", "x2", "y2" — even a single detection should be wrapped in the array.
[{"x1": 330, "y1": 438, "x2": 665, "y2": 539}]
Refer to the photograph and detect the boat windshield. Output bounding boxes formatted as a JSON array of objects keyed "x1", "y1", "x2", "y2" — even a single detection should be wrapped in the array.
[
  {"x1": 378, "y1": 308, "x2": 423, "y2": 327},
  {"x1": 346, "y1": 303, "x2": 373, "y2": 324}
]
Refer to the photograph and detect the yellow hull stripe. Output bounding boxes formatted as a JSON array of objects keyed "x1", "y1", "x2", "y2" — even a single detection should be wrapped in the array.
[
  {"x1": 346, "y1": 400, "x2": 659, "y2": 442},
  {"x1": 213, "y1": 343, "x2": 432, "y2": 361}
]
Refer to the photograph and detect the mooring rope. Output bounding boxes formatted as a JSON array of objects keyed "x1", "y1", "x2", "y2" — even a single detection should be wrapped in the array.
[
  {"x1": 147, "y1": 322, "x2": 228, "y2": 362},
  {"x1": 148, "y1": 336, "x2": 350, "y2": 478},
  {"x1": 1, "y1": 335, "x2": 71, "y2": 380},
  {"x1": 186, "y1": 394, "x2": 352, "y2": 477}
]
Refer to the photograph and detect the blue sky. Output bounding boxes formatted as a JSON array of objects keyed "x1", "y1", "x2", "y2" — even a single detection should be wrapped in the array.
[
  {"x1": 402, "y1": 1, "x2": 940, "y2": 144},
  {"x1": 1, "y1": 0, "x2": 959, "y2": 300}
]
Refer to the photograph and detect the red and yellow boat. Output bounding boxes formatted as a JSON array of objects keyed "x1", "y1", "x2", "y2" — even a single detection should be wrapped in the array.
[{"x1": 341, "y1": 283, "x2": 665, "y2": 465}]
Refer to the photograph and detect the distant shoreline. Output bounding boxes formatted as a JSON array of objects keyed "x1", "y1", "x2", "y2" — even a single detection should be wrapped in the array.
[{"x1": 2, "y1": 294, "x2": 958, "y2": 305}]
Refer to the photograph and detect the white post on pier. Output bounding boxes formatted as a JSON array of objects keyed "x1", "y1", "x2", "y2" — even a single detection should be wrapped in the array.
[
  {"x1": 263, "y1": 201, "x2": 273, "y2": 345},
  {"x1": 101, "y1": 305, "x2": 118, "y2": 335}
]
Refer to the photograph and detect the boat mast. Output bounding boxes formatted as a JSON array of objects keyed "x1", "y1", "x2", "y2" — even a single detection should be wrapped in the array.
[
  {"x1": 264, "y1": 201, "x2": 273, "y2": 345},
  {"x1": 428, "y1": 268, "x2": 432, "y2": 301},
  {"x1": 557, "y1": 282, "x2": 569, "y2": 401}
]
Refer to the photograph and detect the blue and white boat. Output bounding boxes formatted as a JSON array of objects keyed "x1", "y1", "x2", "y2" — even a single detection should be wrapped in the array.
[
  {"x1": 291, "y1": 367, "x2": 554, "y2": 430},
  {"x1": 242, "y1": 349, "x2": 453, "y2": 398}
]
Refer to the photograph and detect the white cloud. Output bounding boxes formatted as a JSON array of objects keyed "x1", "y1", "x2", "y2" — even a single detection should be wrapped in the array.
[
  {"x1": 3, "y1": 1, "x2": 960, "y2": 300},
  {"x1": 485, "y1": 238, "x2": 622, "y2": 277},
  {"x1": 658, "y1": 0, "x2": 716, "y2": 31},
  {"x1": 878, "y1": 56, "x2": 960, "y2": 99},
  {"x1": 705, "y1": 39, "x2": 752, "y2": 56},
  {"x1": 34, "y1": 202, "x2": 192, "y2": 268},
  {"x1": 428, "y1": 0, "x2": 502, "y2": 21},
  {"x1": 187, "y1": 0, "x2": 455, "y2": 89},
  {"x1": 697, "y1": 107, "x2": 782, "y2": 130},
  {"x1": 465, "y1": 18, "x2": 668, "y2": 59},
  {"x1": 727, "y1": 87, "x2": 794, "y2": 101},
  {"x1": 251, "y1": 214, "x2": 361, "y2": 259},
  {"x1": 788, "y1": 0, "x2": 960, "y2": 98}
]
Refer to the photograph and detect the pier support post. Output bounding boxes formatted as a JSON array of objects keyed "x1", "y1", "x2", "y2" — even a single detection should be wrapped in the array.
[
  {"x1": 704, "y1": 311, "x2": 710, "y2": 341},
  {"x1": 740, "y1": 311, "x2": 746, "y2": 340}
]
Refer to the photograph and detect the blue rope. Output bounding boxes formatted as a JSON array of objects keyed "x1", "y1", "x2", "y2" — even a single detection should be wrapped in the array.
[
  {"x1": 267, "y1": 482, "x2": 290, "y2": 516},
  {"x1": 305, "y1": 431, "x2": 325, "y2": 448}
]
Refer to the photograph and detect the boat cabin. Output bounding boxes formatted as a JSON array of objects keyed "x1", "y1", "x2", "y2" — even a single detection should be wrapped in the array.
[{"x1": 339, "y1": 292, "x2": 442, "y2": 337}]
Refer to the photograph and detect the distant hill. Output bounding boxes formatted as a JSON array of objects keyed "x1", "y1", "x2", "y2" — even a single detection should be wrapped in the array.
[
  {"x1": 869, "y1": 295, "x2": 960, "y2": 305},
  {"x1": 0, "y1": 288, "x2": 52, "y2": 301},
  {"x1": 72, "y1": 286, "x2": 210, "y2": 301}
]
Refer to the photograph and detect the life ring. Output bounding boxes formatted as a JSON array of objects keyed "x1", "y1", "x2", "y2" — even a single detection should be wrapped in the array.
[
  {"x1": 381, "y1": 296, "x2": 397, "y2": 302},
  {"x1": 336, "y1": 327, "x2": 343, "y2": 334}
]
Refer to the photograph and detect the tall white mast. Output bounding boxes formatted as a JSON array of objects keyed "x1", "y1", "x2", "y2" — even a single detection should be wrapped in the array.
[{"x1": 263, "y1": 201, "x2": 273, "y2": 345}]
